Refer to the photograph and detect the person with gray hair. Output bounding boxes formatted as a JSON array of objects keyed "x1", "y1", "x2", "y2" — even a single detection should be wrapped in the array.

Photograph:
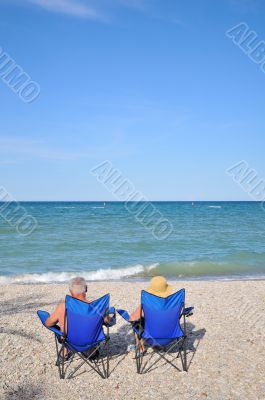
[
  {"x1": 45, "y1": 277, "x2": 90, "y2": 360},
  {"x1": 45, "y1": 276, "x2": 89, "y2": 333},
  {"x1": 69, "y1": 276, "x2": 87, "y2": 296},
  {"x1": 45, "y1": 276, "x2": 114, "y2": 361}
]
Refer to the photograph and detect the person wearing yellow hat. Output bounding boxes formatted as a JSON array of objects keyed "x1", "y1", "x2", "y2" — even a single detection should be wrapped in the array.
[
  {"x1": 129, "y1": 276, "x2": 173, "y2": 353},
  {"x1": 130, "y1": 276, "x2": 173, "y2": 320},
  {"x1": 145, "y1": 275, "x2": 173, "y2": 297}
]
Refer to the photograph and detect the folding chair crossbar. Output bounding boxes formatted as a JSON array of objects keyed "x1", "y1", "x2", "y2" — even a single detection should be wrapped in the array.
[
  {"x1": 55, "y1": 335, "x2": 110, "y2": 379},
  {"x1": 137, "y1": 335, "x2": 187, "y2": 374}
]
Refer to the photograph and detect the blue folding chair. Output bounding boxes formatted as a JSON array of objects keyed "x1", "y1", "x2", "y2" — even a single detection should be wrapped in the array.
[
  {"x1": 37, "y1": 294, "x2": 116, "y2": 379},
  {"x1": 118, "y1": 289, "x2": 194, "y2": 374}
]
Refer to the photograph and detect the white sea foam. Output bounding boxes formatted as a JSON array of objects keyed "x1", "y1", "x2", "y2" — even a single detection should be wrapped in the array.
[
  {"x1": 54, "y1": 207, "x2": 76, "y2": 209},
  {"x1": 0, "y1": 263, "x2": 158, "y2": 284}
]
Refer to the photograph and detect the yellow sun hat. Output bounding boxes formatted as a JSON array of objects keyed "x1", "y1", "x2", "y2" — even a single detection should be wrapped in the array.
[{"x1": 146, "y1": 276, "x2": 173, "y2": 297}]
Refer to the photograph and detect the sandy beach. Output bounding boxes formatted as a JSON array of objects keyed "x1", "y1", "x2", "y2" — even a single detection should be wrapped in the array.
[{"x1": 0, "y1": 280, "x2": 264, "y2": 400}]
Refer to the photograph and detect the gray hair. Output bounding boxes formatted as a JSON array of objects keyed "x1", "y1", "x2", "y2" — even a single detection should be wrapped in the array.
[{"x1": 69, "y1": 277, "x2": 87, "y2": 295}]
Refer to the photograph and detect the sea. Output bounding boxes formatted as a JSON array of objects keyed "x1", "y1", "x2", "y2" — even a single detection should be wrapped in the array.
[{"x1": 1, "y1": 201, "x2": 265, "y2": 283}]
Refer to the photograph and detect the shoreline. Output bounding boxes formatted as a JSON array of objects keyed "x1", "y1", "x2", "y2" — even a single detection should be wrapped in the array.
[{"x1": 1, "y1": 274, "x2": 265, "y2": 285}]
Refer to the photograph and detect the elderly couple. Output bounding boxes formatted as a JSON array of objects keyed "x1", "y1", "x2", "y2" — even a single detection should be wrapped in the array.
[{"x1": 45, "y1": 275, "x2": 173, "y2": 359}]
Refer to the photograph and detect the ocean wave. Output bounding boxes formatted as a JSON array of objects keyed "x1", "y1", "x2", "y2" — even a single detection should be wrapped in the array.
[
  {"x1": 1, "y1": 260, "x2": 265, "y2": 284},
  {"x1": 0, "y1": 263, "x2": 158, "y2": 284},
  {"x1": 150, "y1": 260, "x2": 265, "y2": 277}
]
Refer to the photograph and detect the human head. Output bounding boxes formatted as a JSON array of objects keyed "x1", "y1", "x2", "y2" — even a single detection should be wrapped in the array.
[
  {"x1": 146, "y1": 276, "x2": 173, "y2": 297},
  {"x1": 69, "y1": 276, "x2": 87, "y2": 297}
]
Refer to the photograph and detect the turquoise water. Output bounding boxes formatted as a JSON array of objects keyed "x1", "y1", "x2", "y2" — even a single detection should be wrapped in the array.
[{"x1": 1, "y1": 201, "x2": 265, "y2": 282}]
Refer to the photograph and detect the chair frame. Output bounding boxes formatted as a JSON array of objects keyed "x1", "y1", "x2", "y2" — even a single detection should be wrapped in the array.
[
  {"x1": 127, "y1": 290, "x2": 194, "y2": 374},
  {"x1": 55, "y1": 305, "x2": 112, "y2": 380},
  {"x1": 134, "y1": 302, "x2": 188, "y2": 374},
  {"x1": 38, "y1": 296, "x2": 114, "y2": 380}
]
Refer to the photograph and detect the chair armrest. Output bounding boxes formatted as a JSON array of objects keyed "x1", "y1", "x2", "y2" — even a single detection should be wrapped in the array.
[
  {"x1": 182, "y1": 306, "x2": 194, "y2": 317},
  {"x1": 117, "y1": 309, "x2": 140, "y2": 325},
  {"x1": 108, "y1": 306, "x2": 116, "y2": 314},
  {"x1": 117, "y1": 309, "x2": 130, "y2": 322},
  {"x1": 37, "y1": 310, "x2": 50, "y2": 325},
  {"x1": 37, "y1": 310, "x2": 64, "y2": 337},
  {"x1": 117, "y1": 310, "x2": 143, "y2": 338}
]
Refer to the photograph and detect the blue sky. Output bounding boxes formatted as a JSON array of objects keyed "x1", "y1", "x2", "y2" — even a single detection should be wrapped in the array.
[{"x1": 0, "y1": 0, "x2": 265, "y2": 200}]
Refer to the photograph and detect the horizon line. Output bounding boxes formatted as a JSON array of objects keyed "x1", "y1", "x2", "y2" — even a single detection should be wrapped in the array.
[{"x1": 0, "y1": 200, "x2": 262, "y2": 203}]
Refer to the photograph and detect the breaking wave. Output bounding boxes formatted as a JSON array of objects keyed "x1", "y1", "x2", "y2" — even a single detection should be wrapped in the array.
[
  {"x1": 0, "y1": 263, "x2": 158, "y2": 284},
  {"x1": 1, "y1": 259, "x2": 265, "y2": 284}
]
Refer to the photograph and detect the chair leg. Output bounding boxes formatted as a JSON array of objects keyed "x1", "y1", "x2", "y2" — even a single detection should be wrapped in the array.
[
  {"x1": 55, "y1": 335, "x2": 64, "y2": 379},
  {"x1": 183, "y1": 337, "x2": 187, "y2": 372},
  {"x1": 135, "y1": 338, "x2": 143, "y2": 374},
  {"x1": 55, "y1": 335, "x2": 59, "y2": 367},
  {"x1": 106, "y1": 339, "x2": 110, "y2": 379},
  {"x1": 134, "y1": 335, "x2": 139, "y2": 373},
  {"x1": 182, "y1": 312, "x2": 188, "y2": 372},
  {"x1": 179, "y1": 337, "x2": 187, "y2": 372},
  {"x1": 101, "y1": 339, "x2": 110, "y2": 379},
  {"x1": 139, "y1": 346, "x2": 144, "y2": 374},
  {"x1": 61, "y1": 343, "x2": 65, "y2": 379},
  {"x1": 136, "y1": 344, "x2": 140, "y2": 374}
]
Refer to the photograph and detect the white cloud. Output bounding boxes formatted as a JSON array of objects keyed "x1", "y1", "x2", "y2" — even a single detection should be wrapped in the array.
[
  {"x1": 2, "y1": 0, "x2": 185, "y2": 30},
  {"x1": 4, "y1": 0, "x2": 183, "y2": 25},
  {"x1": 27, "y1": 0, "x2": 146, "y2": 19},
  {"x1": 0, "y1": 135, "x2": 132, "y2": 163},
  {"x1": 28, "y1": 0, "x2": 102, "y2": 19},
  {"x1": 4, "y1": 0, "x2": 148, "y2": 19}
]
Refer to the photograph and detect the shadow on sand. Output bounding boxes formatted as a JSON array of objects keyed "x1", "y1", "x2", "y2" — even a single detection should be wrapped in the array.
[
  {"x1": 66, "y1": 321, "x2": 205, "y2": 379},
  {"x1": 66, "y1": 325, "x2": 131, "y2": 379},
  {"x1": 0, "y1": 293, "x2": 58, "y2": 316},
  {"x1": 113, "y1": 320, "x2": 206, "y2": 374},
  {"x1": 3, "y1": 382, "x2": 43, "y2": 400}
]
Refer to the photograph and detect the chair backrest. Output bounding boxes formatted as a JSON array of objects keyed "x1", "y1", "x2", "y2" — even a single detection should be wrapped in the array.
[
  {"x1": 65, "y1": 294, "x2": 110, "y2": 349},
  {"x1": 141, "y1": 289, "x2": 185, "y2": 346}
]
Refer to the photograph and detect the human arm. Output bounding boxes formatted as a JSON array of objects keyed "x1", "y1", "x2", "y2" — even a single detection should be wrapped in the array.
[
  {"x1": 130, "y1": 305, "x2": 144, "y2": 321},
  {"x1": 45, "y1": 303, "x2": 64, "y2": 328}
]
